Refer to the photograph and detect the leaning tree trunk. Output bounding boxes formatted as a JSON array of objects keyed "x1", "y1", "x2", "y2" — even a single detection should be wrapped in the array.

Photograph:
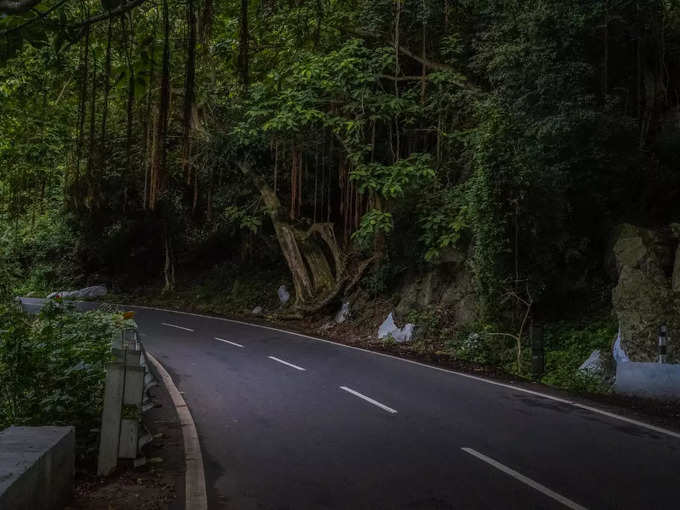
[{"x1": 238, "y1": 162, "x2": 369, "y2": 312}]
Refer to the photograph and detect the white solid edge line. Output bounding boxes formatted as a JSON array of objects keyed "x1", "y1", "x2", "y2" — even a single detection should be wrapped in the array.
[
  {"x1": 115, "y1": 303, "x2": 680, "y2": 440},
  {"x1": 461, "y1": 447, "x2": 587, "y2": 510},
  {"x1": 215, "y1": 337, "x2": 244, "y2": 348},
  {"x1": 145, "y1": 351, "x2": 207, "y2": 510},
  {"x1": 340, "y1": 386, "x2": 398, "y2": 414},
  {"x1": 268, "y1": 356, "x2": 306, "y2": 371},
  {"x1": 161, "y1": 322, "x2": 195, "y2": 332}
]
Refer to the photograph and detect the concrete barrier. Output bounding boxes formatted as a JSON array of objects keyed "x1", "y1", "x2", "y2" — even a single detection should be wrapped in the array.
[
  {"x1": 0, "y1": 426, "x2": 75, "y2": 510},
  {"x1": 615, "y1": 362, "x2": 680, "y2": 400}
]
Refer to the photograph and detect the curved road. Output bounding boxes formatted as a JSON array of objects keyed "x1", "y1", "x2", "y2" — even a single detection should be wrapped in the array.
[{"x1": 20, "y1": 298, "x2": 680, "y2": 509}]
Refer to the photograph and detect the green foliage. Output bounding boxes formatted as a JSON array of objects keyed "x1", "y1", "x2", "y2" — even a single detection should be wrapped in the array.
[
  {"x1": 1, "y1": 214, "x2": 78, "y2": 294},
  {"x1": 2, "y1": 0, "x2": 680, "y2": 399},
  {"x1": 360, "y1": 261, "x2": 405, "y2": 298},
  {"x1": 223, "y1": 205, "x2": 263, "y2": 234},
  {"x1": 351, "y1": 154, "x2": 436, "y2": 199},
  {"x1": 0, "y1": 300, "x2": 134, "y2": 455},
  {"x1": 419, "y1": 185, "x2": 469, "y2": 262},
  {"x1": 405, "y1": 307, "x2": 443, "y2": 340},
  {"x1": 454, "y1": 332, "x2": 494, "y2": 365},
  {"x1": 464, "y1": 0, "x2": 636, "y2": 313},
  {"x1": 448, "y1": 321, "x2": 509, "y2": 367},
  {"x1": 352, "y1": 209, "x2": 393, "y2": 252},
  {"x1": 541, "y1": 319, "x2": 617, "y2": 393}
]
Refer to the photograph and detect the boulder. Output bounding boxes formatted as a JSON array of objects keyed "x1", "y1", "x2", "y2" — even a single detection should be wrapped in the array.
[
  {"x1": 251, "y1": 306, "x2": 263, "y2": 315},
  {"x1": 335, "y1": 301, "x2": 350, "y2": 324},
  {"x1": 47, "y1": 285, "x2": 107, "y2": 299},
  {"x1": 277, "y1": 285, "x2": 290, "y2": 305},
  {"x1": 611, "y1": 224, "x2": 679, "y2": 362},
  {"x1": 578, "y1": 349, "x2": 605, "y2": 375},
  {"x1": 378, "y1": 312, "x2": 414, "y2": 343}
]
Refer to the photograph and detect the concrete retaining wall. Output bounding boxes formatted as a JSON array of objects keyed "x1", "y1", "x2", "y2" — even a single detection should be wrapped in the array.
[
  {"x1": 615, "y1": 362, "x2": 680, "y2": 400},
  {"x1": 0, "y1": 426, "x2": 75, "y2": 510}
]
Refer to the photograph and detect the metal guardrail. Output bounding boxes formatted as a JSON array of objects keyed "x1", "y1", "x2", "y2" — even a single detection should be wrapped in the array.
[{"x1": 97, "y1": 327, "x2": 158, "y2": 476}]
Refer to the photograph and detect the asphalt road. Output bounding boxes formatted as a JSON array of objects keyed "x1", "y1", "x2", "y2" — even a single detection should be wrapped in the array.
[{"x1": 19, "y1": 298, "x2": 680, "y2": 509}]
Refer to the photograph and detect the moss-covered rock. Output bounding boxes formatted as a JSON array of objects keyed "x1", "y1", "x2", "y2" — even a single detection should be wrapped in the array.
[
  {"x1": 611, "y1": 224, "x2": 679, "y2": 362},
  {"x1": 394, "y1": 247, "x2": 478, "y2": 327}
]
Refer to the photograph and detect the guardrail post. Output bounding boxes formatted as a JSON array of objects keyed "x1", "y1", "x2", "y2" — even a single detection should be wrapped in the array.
[
  {"x1": 98, "y1": 325, "x2": 158, "y2": 473},
  {"x1": 97, "y1": 359, "x2": 125, "y2": 476}
]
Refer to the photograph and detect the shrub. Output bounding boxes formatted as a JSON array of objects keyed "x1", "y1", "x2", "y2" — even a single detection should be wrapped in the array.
[
  {"x1": 540, "y1": 319, "x2": 617, "y2": 392},
  {"x1": 0, "y1": 300, "x2": 135, "y2": 459}
]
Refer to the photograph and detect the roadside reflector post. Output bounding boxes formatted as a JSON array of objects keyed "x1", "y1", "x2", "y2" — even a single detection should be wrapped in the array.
[{"x1": 659, "y1": 325, "x2": 668, "y2": 364}]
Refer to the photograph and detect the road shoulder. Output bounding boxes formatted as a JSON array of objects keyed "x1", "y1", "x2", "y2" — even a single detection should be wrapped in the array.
[{"x1": 66, "y1": 362, "x2": 185, "y2": 509}]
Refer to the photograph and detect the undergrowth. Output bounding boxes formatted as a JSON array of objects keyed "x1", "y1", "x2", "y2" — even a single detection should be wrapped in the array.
[{"x1": 0, "y1": 299, "x2": 134, "y2": 462}]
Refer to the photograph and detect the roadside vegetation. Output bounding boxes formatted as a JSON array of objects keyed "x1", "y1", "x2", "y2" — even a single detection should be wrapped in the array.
[
  {"x1": 2, "y1": 0, "x2": 680, "y2": 397},
  {"x1": 0, "y1": 296, "x2": 134, "y2": 460}
]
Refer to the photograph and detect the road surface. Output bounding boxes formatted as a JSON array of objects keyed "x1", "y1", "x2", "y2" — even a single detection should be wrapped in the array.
[{"x1": 19, "y1": 298, "x2": 680, "y2": 509}]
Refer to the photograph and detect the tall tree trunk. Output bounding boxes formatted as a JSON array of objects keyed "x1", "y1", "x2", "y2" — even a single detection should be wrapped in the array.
[
  {"x1": 603, "y1": 0, "x2": 609, "y2": 97},
  {"x1": 393, "y1": 0, "x2": 401, "y2": 160},
  {"x1": 163, "y1": 223, "x2": 175, "y2": 293},
  {"x1": 183, "y1": 0, "x2": 197, "y2": 186},
  {"x1": 75, "y1": 25, "x2": 90, "y2": 182},
  {"x1": 150, "y1": 0, "x2": 171, "y2": 211},
  {"x1": 238, "y1": 162, "x2": 345, "y2": 307},
  {"x1": 86, "y1": 45, "x2": 97, "y2": 207},
  {"x1": 239, "y1": 0, "x2": 249, "y2": 88},
  {"x1": 420, "y1": 0, "x2": 427, "y2": 105},
  {"x1": 142, "y1": 20, "x2": 157, "y2": 211},
  {"x1": 101, "y1": 16, "x2": 113, "y2": 141},
  {"x1": 123, "y1": 14, "x2": 135, "y2": 213}
]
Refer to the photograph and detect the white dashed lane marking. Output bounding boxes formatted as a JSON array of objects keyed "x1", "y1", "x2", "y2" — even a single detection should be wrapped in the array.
[
  {"x1": 161, "y1": 322, "x2": 195, "y2": 332},
  {"x1": 339, "y1": 386, "x2": 398, "y2": 414},
  {"x1": 268, "y1": 356, "x2": 306, "y2": 371},
  {"x1": 461, "y1": 448, "x2": 587, "y2": 510},
  {"x1": 215, "y1": 337, "x2": 244, "y2": 348}
]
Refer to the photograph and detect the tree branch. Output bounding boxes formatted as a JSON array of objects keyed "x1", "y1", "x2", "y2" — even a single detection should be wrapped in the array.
[
  {"x1": 0, "y1": 0, "x2": 41, "y2": 15},
  {"x1": 1, "y1": 0, "x2": 149, "y2": 37},
  {"x1": 70, "y1": 0, "x2": 148, "y2": 29},
  {"x1": 0, "y1": 0, "x2": 68, "y2": 37},
  {"x1": 343, "y1": 27, "x2": 481, "y2": 93}
]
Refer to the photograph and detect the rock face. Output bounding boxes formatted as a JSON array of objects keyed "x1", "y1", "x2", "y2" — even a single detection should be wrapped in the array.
[
  {"x1": 611, "y1": 224, "x2": 679, "y2": 362},
  {"x1": 47, "y1": 285, "x2": 107, "y2": 299},
  {"x1": 395, "y1": 247, "x2": 478, "y2": 326}
]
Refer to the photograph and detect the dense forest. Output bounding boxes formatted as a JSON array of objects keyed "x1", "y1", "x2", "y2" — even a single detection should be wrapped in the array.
[{"x1": 2, "y1": 0, "x2": 680, "y2": 384}]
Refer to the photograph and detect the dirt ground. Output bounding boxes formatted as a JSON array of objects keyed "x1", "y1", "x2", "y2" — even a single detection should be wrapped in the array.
[{"x1": 66, "y1": 376, "x2": 185, "y2": 510}]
